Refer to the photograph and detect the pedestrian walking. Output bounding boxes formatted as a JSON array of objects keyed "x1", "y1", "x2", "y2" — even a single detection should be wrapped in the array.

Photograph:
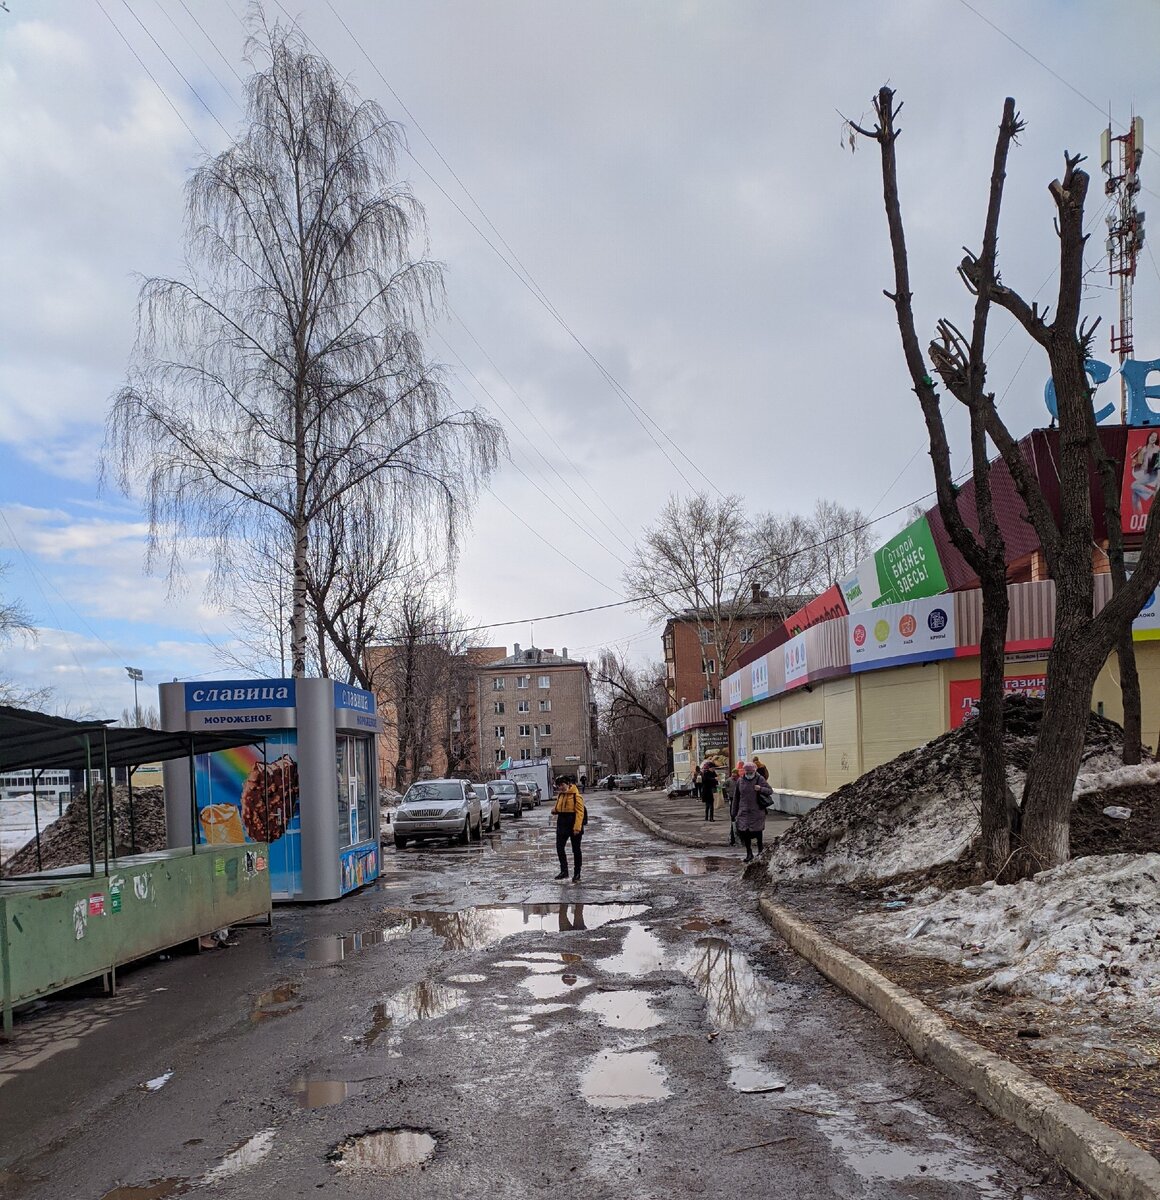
[
  {"x1": 724, "y1": 769, "x2": 740, "y2": 845},
  {"x1": 730, "y1": 762, "x2": 774, "y2": 862},
  {"x1": 551, "y1": 774, "x2": 586, "y2": 882},
  {"x1": 753, "y1": 755, "x2": 769, "y2": 781},
  {"x1": 579, "y1": 773, "x2": 587, "y2": 793},
  {"x1": 698, "y1": 759, "x2": 718, "y2": 821}
]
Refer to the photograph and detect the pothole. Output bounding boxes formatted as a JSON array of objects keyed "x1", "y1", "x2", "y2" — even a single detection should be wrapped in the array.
[
  {"x1": 580, "y1": 1050, "x2": 670, "y2": 1109},
  {"x1": 202, "y1": 1129, "x2": 278, "y2": 1183},
  {"x1": 519, "y1": 972, "x2": 584, "y2": 1000},
  {"x1": 332, "y1": 1128, "x2": 437, "y2": 1173},
  {"x1": 291, "y1": 1078, "x2": 364, "y2": 1108},
  {"x1": 378, "y1": 902, "x2": 649, "y2": 950},
  {"x1": 680, "y1": 937, "x2": 782, "y2": 1032},
  {"x1": 727, "y1": 1059, "x2": 786, "y2": 1094},
  {"x1": 251, "y1": 983, "x2": 301, "y2": 1022},
  {"x1": 306, "y1": 927, "x2": 407, "y2": 964},
  {"x1": 580, "y1": 989, "x2": 662, "y2": 1030},
  {"x1": 446, "y1": 973, "x2": 487, "y2": 984},
  {"x1": 666, "y1": 855, "x2": 732, "y2": 875}
]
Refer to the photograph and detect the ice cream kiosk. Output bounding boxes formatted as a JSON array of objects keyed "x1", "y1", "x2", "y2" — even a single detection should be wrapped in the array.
[{"x1": 160, "y1": 678, "x2": 382, "y2": 901}]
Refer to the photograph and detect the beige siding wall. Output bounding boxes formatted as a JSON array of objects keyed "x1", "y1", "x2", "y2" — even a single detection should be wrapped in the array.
[
  {"x1": 1094, "y1": 646, "x2": 1160, "y2": 754},
  {"x1": 823, "y1": 677, "x2": 860, "y2": 788},
  {"x1": 736, "y1": 689, "x2": 827, "y2": 793},
  {"x1": 860, "y1": 664, "x2": 945, "y2": 770}
]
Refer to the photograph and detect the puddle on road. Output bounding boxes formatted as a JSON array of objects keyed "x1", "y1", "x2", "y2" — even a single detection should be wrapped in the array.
[
  {"x1": 580, "y1": 990, "x2": 662, "y2": 1030},
  {"x1": 447, "y1": 973, "x2": 487, "y2": 984},
  {"x1": 360, "y1": 1003, "x2": 392, "y2": 1048},
  {"x1": 681, "y1": 918, "x2": 710, "y2": 932},
  {"x1": 291, "y1": 1077, "x2": 364, "y2": 1108},
  {"x1": 251, "y1": 983, "x2": 301, "y2": 1023},
  {"x1": 202, "y1": 1129, "x2": 278, "y2": 1183},
  {"x1": 597, "y1": 923, "x2": 666, "y2": 975},
  {"x1": 667, "y1": 856, "x2": 733, "y2": 875},
  {"x1": 100, "y1": 1181, "x2": 188, "y2": 1200},
  {"x1": 580, "y1": 1050, "x2": 670, "y2": 1109},
  {"x1": 727, "y1": 1058, "x2": 786, "y2": 1094},
  {"x1": 495, "y1": 958, "x2": 564, "y2": 974},
  {"x1": 561, "y1": 952, "x2": 583, "y2": 964},
  {"x1": 379, "y1": 902, "x2": 648, "y2": 950},
  {"x1": 333, "y1": 1129, "x2": 437, "y2": 1173},
  {"x1": 680, "y1": 938, "x2": 782, "y2": 1033},
  {"x1": 519, "y1": 972, "x2": 584, "y2": 1000},
  {"x1": 306, "y1": 927, "x2": 407, "y2": 964}
]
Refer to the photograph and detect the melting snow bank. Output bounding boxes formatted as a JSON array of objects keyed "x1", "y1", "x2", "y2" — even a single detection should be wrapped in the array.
[{"x1": 844, "y1": 853, "x2": 1160, "y2": 1018}]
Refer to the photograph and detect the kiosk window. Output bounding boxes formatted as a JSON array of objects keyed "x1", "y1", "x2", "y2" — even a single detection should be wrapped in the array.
[{"x1": 336, "y1": 734, "x2": 372, "y2": 847}]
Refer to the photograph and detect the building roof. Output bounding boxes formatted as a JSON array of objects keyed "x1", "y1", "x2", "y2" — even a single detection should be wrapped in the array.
[{"x1": 480, "y1": 644, "x2": 586, "y2": 669}]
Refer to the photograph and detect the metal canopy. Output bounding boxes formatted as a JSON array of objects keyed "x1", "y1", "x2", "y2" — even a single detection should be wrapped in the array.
[{"x1": 0, "y1": 705, "x2": 260, "y2": 773}]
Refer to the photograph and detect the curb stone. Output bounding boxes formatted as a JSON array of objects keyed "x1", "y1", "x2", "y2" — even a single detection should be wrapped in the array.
[
  {"x1": 758, "y1": 898, "x2": 1160, "y2": 1200},
  {"x1": 606, "y1": 792, "x2": 719, "y2": 849}
]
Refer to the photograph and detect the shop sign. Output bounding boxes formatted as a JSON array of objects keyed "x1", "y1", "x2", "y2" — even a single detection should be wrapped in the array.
[
  {"x1": 784, "y1": 634, "x2": 808, "y2": 686},
  {"x1": 1121, "y1": 428, "x2": 1160, "y2": 534},
  {"x1": 1133, "y1": 579, "x2": 1160, "y2": 640},
  {"x1": 698, "y1": 728, "x2": 729, "y2": 751},
  {"x1": 333, "y1": 682, "x2": 382, "y2": 732},
  {"x1": 751, "y1": 657, "x2": 770, "y2": 701},
  {"x1": 848, "y1": 594, "x2": 955, "y2": 672},
  {"x1": 784, "y1": 584, "x2": 848, "y2": 636},
  {"x1": 949, "y1": 673, "x2": 1046, "y2": 729},
  {"x1": 184, "y1": 678, "x2": 297, "y2": 730},
  {"x1": 872, "y1": 515, "x2": 948, "y2": 607}
]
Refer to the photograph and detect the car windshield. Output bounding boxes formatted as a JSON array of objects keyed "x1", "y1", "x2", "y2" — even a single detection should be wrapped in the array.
[
  {"x1": 471, "y1": 786, "x2": 489, "y2": 799},
  {"x1": 492, "y1": 782, "x2": 516, "y2": 795},
  {"x1": 403, "y1": 782, "x2": 463, "y2": 803}
]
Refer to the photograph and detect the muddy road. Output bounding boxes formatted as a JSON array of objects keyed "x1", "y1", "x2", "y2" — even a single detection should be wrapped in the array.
[{"x1": 0, "y1": 796, "x2": 1081, "y2": 1199}]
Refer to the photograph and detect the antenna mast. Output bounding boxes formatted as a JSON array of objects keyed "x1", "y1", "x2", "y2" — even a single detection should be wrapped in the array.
[{"x1": 1103, "y1": 114, "x2": 1146, "y2": 421}]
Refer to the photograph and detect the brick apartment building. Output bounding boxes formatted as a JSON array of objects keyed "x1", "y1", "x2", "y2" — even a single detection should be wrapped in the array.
[
  {"x1": 662, "y1": 589, "x2": 799, "y2": 714},
  {"x1": 475, "y1": 644, "x2": 596, "y2": 778}
]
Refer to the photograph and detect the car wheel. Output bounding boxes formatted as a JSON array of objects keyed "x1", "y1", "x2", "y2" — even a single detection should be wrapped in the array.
[
  {"x1": 458, "y1": 818, "x2": 470, "y2": 845},
  {"x1": 471, "y1": 815, "x2": 482, "y2": 841},
  {"x1": 513, "y1": 800, "x2": 523, "y2": 819},
  {"x1": 395, "y1": 835, "x2": 408, "y2": 849}
]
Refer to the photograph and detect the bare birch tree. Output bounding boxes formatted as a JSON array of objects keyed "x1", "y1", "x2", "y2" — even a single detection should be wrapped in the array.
[{"x1": 104, "y1": 16, "x2": 502, "y2": 677}]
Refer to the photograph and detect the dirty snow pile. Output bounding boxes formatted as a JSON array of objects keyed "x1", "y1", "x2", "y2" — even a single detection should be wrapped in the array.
[
  {"x1": 766, "y1": 696, "x2": 1141, "y2": 885},
  {"x1": 844, "y1": 853, "x2": 1160, "y2": 1018}
]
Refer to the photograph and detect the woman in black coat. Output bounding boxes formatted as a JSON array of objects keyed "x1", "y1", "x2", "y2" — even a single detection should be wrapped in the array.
[{"x1": 698, "y1": 760, "x2": 718, "y2": 821}]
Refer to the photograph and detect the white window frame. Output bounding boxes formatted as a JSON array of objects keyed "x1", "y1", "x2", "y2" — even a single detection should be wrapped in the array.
[
  {"x1": 518, "y1": 724, "x2": 532, "y2": 737},
  {"x1": 538, "y1": 675, "x2": 551, "y2": 689},
  {"x1": 698, "y1": 628, "x2": 713, "y2": 645},
  {"x1": 751, "y1": 722, "x2": 824, "y2": 753},
  {"x1": 539, "y1": 723, "x2": 551, "y2": 736},
  {"x1": 739, "y1": 627, "x2": 753, "y2": 644},
  {"x1": 517, "y1": 700, "x2": 530, "y2": 713},
  {"x1": 517, "y1": 675, "x2": 530, "y2": 689},
  {"x1": 494, "y1": 725, "x2": 505, "y2": 739},
  {"x1": 494, "y1": 701, "x2": 504, "y2": 714},
  {"x1": 702, "y1": 658, "x2": 716, "y2": 674},
  {"x1": 539, "y1": 699, "x2": 551, "y2": 712},
  {"x1": 492, "y1": 678, "x2": 505, "y2": 691},
  {"x1": 519, "y1": 748, "x2": 532, "y2": 761}
]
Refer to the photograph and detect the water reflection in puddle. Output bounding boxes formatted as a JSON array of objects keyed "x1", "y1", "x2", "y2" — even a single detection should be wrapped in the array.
[
  {"x1": 382, "y1": 902, "x2": 650, "y2": 949},
  {"x1": 667, "y1": 856, "x2": 732, "y2": 875},
  {"x1": 100, "y1": 1183, "x2": 188, "y2": 1200},
  {"x1": 680, "y1": 938, "x2": 781, "y2": 1032},
  {"x1": 519, "y1": 973, "x2": 583, "y2": 1000},
  {"x1": 580, "y1": 990, "x2": 661, "y2": 1030},
  {"x1": 361, "y1": 1003, "x2": 392, "y2": 1048},
  {"x1": 307, "y1": 927, "x2": 407, "y2": 964},
  {"x1": 580, "y1": 1050, "x2": 670, "y2": 1109},
  {"x1": 291, "y1": 1078, "x2": 364, "y2": 1108},
  {"x1": 597, "y1": 923, "x2": 665, "y2": 975},
  {"x1": 202, "y1": 1129, "x2": 278, "y2": 1183},
  {"x1": 333, "y1": 1129, "x2": 437, "y2": 1173},
  {"x1": 251, "y1": 983, "x2": 301, "y2": 1022}
]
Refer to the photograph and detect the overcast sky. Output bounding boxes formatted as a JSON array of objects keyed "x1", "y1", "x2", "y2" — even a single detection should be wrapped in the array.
[{"x1": 3, "y1": 0, "x2": 1160, "y2": 718}]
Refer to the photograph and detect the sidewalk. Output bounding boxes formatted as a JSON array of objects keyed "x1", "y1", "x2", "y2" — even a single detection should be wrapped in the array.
[{"x1": 604, "y1": 787, "x2": 795, "y2": 849}]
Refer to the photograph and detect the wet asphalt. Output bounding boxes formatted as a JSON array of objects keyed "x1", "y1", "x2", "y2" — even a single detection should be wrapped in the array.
[{"x1": 0, "y1": 795, "x2": 1084, "y2": 1200}]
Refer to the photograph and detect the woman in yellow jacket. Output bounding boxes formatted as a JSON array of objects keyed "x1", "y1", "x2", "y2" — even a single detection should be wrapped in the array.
[{"x1": 551, "y1": 775, "x2": 586, "y2": 882}]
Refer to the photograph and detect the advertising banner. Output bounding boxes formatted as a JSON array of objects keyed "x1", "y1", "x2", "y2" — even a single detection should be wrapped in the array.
[
  {"x1": 840, "y1": 558, "x2": 881, "y2": 612},
  {"x1": 784, "y1": 633, "x2": 808, "y2": 686},
  {"x1": 1121, "y1": 428, "x2": 1160, "y2": 534},
  {"x1": 333, "y1": 682, "x2": 382, "y2": 733},
  {"x1": 949, "y1": 673, "x2": 1047, "y2": 729},
  {"x1": 873, "y1": 515, "x2": 948, "y2": 607},
  {"x1": 1132, "y1": 579, "x2": 1160, "y2": 640},
  {"x1": 784, "y1": 585, "x2": 848, "y2": 636},
  {"x1": 724, "y1": 671, "x2": 743, "y2": 712},
  {"x1": 848, "y1": 594, "x2": 955, "y2": 672},
  {"x1": 750, "y1": 657, "x2": 770, "y2": 702},
  {"x1": 194, "y1": 731, "x2": 302, "y2": 897}
]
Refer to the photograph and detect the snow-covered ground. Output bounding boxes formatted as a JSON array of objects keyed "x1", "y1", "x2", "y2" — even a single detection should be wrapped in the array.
[
  {"x1": 0, "y1": 795, "x2": 64, "y2": 863},
  {"x1": 844, "y1": 853, "x2": 1160, "y2": 1019}
]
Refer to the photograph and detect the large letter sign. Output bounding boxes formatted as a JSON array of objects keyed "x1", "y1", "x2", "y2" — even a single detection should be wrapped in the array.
[{"x1": 1043, "y1": 359, "x2": 1114, "y2": 424}]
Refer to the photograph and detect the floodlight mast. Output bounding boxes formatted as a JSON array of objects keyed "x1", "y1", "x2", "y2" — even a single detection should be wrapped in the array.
[{"x1": 1104, "y1": 115, "x2": 1146, "y2": 421}]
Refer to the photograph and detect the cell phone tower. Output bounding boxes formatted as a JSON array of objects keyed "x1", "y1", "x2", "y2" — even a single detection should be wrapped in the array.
[{"x1": 1102, "y1": 115, "x2": 1146, "y2": 421}]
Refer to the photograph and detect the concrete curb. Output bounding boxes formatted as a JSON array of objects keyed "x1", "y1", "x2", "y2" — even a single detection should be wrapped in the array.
[
  {"x1": 758, "y1": 898, "x2": 1160, "y2": 1200},
  {"x1": 606, "y1": 792, "x2": 720, "y2": 849}
]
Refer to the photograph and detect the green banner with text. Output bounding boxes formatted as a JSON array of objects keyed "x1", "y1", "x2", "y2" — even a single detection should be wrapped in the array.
[{"x1": 873, "y1": 515, "x2": 948, "y2": 607}]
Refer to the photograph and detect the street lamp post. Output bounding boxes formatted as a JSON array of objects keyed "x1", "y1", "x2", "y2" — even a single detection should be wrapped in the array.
[{"x1": 125, "y1": 666, "x2": 143, "y2": 726}]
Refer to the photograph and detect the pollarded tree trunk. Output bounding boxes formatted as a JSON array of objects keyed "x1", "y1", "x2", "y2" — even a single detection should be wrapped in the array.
[{"x1": 977, "y1": 575, "x2": 1013, "y2": 873}]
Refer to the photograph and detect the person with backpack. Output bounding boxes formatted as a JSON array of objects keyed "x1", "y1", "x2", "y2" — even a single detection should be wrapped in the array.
[
  {"x1": 731, "y1": 762, "x2": 774, "y2": 862},
  {"x1": 551, "y1": 774, "x2": 587, "y2": 882},
  {"x1": 698, "y1": 759, "x2": 719, "y2": 821}
]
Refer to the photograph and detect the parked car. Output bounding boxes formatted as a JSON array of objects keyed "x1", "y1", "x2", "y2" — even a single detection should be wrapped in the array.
[
  {"x1": 516, "y1": 781, "x2": 539, "y2": 810},
  {"x1": 472, "y1": 783, "x2": 502, "y2": 833},
  {"x1": 394, "y1": 779, "x2": 482, "y2": 848},
  {"x1": 614, "y1": 772, "x2": 648, "y2": 791},
  {"x1": 490, "y1": 779, "x2": 523, "y2": 818}
]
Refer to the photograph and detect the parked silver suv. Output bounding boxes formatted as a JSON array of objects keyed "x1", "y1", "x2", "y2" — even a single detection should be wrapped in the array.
[{"x1": 394, "y1": 779, "x2": 482, "y2": 848}]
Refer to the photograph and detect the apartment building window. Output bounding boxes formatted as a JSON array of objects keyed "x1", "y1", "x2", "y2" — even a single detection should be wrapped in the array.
[
  {"x1": 739, "y1": 628, "x2": 754, "y2": 644},
  {"x1": 540, "y1": 747, "x2": 551, "y2": 759},
  {"x1": 494, "y1": 701, "x2": 505, "y2": 714},
  {"x1": 698, "y1": 628, "x2": 712, "y2": 645},
  {"x1": 701, "y1": 658, "x2": 716, "y2": 674},
  {"x1": 495, "y1": 748, "x2": 503, "y2": 764},
  {"x1": 450, "y1": 708, "x2": 462, "y2": 733},
  {"x1": 492, "y1": 678, "x2": 505, "y2": 691},
  {"x1": 518, "y1": 724, "x2": 532, "y2": 737},
  {"x1": 539, "y1": 724, "x2": 551, "y2": 737},
  {"x1": 538, "y1": 675, "x2": 550, "y2": 688},
  {"x1": 516, "y1": 675, "x2": 529, "y2": 689},
  {"x1": 519, "y1": 748, "x2": 532, "y2": 760},
  {"x1": 702, "y1": 687, "x2": 712, "y2": 701},
  {"x1": 539, "y1": 699, "x2": 551, "y2": 712},
  {"x1": 752, "y1": 722, "x2": 824, "y2": 752},
  {"x1": 494, "y1": 725, "x2": 505, "y2": 739},
  {"x1": 517, "y1": 700, "x2": 530, "y2": 713}
]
